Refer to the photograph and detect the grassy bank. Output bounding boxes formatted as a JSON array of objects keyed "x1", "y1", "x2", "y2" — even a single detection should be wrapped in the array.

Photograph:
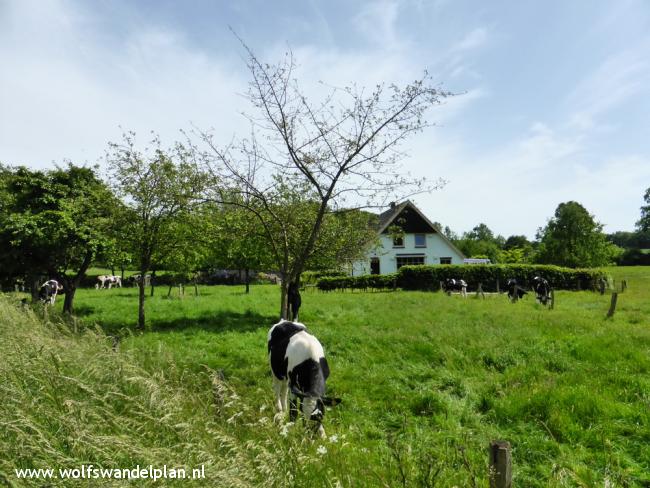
[{"x1": 3, "y1": 267, "x2": 649, "y2": 486}]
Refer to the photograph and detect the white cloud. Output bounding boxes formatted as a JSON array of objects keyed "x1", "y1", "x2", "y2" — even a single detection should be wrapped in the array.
[
  {"x1": 0, "y1": 0, "x2": 248, "y2": 166},
  {"x1": 353, "y1": 0, "x2": 401, "y2": 47},
  {"x1": 566, "y1": 44, "x2": 650, "y2": 132},
  {"x1": 451, "y1": 27, "x2": 489, "y2": 53}
]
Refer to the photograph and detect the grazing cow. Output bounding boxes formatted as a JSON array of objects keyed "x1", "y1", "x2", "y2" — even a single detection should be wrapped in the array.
[
  {"x1": 39, "y1": 279, "x2": 62, "y2": 305},
  {"x1": 268, "y1": 320, "x2": 341, "y2": 437},
  {"x1": 106, "y1": 275, "x2": 121, "y2": 289},
  {"x1": 96, "y1": 275, "x2": 109, "y2": 289},
  {"x1": 532, "y1": 276, "x2": 552, "y2": 305},
  {"x1": 96, "y1": 275, "x2": 122, "y2": 289},
  {"x1": 129, "y1": 274, "x2": 151, "y2": 287},
  {"x1": 506, "y1": 278, "x2": 527, "y2": 301},
  {"x1": 287, "y1": 282, "x2": 302, "y2": 321},
  {"x1": 442, "y1": 278, "x2": 468, "y2": 297}
]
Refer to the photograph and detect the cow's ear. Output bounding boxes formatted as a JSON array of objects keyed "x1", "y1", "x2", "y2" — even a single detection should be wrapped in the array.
[{"x1": 322, "y1": 397, "x2": 342, "y2": 407}]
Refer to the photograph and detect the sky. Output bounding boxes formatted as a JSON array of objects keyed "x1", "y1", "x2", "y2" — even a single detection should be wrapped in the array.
[{"x1": 2, "y1": 0, "x2": 649, "y2": 239}]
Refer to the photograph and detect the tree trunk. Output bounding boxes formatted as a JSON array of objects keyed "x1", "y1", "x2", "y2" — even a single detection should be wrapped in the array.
[
  {"x1": 61, "y1": 251, "x2": 93, "y2": 315},
  {"x1": 150, "y1": 269, "x2": 156, "y2": 297},
  {"x1": 63, "y1": 285, "x2": 76, "y2": 315},
  {"x1": 245, "y1": 267, "x2": 250, "y2": 294},
  {"x1": 138, "y1": 281, "x2": 146, "y2": 329},
  {"x1": 280, "y1": 279, "x2": 289, "y2": 319},
  {"x1": 111, "y1": 266, "x2": 115, "y2": 276},
  {"x1": 121, "y1": 267, "x2": 125, "y2": 281},
  {"x1": 29, "y1": 276, "x2": 40, "y2": 302},
  {"x1": 167, "y1": 284, "x2": 173, "y2": 297}
]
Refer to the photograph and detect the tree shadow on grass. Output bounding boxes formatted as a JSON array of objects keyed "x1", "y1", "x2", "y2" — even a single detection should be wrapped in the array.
[
  {"x1": 146, "y1": 310, "x2": 277, "y2": 335},
  {"x1": 71, "y1": 305, "x2": 95, "y2": 317},
  {"x1": 73, "y1": 301, "x2": 278, "y2": 335}
]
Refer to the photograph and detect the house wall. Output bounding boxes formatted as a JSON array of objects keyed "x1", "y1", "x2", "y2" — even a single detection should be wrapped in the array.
[{"x1": 351, "y1": 232, "x2": 465, "y2": 275}]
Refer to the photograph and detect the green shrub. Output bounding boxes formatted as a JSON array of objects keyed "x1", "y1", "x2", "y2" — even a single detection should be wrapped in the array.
[
  {"x1": 317, "y1": 273, "x2": 397, "y2": 291},
  {"x1": 302, "y1": 269, "x2": 347, "y2": 285}
]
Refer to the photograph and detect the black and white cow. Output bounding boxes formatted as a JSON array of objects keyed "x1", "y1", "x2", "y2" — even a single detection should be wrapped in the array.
[
  {"x1": 268, "y1": 320, "x2": 341, "y2": 437},
  {"x1": 531, "y1": 276, "x2": 552, "y2": 305},
  {"x1": 96, "y1": 275, "x2": 122, "y2": 289},
  {"x1": 442, "y1": 278, "x2": 468, "y2": 297},
  {"x1": 129, "y1": 274, "x2": 151, "y2": 287},
  {"x1": 287, "y1": 282, "x2": 302, "y2": 321},
  {"x1": 506, "y1": 278, "x2": 527, "y2": 301},
  {"x1": 39, "y1": 279, "x2": 62, "y2": 305}
]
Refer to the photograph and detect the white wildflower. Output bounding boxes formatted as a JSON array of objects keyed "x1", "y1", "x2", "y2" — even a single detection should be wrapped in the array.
[
  {"x1": 329, "y1": 434, "x2": 338, "y2": 443},
  {"x1": 317, "y1": 445, "x2": 327, "y2": 455}
]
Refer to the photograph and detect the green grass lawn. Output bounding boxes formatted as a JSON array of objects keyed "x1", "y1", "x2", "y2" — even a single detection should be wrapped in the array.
[{"x1": 2, "y1": 267, "x2": 649, "y2": 487}]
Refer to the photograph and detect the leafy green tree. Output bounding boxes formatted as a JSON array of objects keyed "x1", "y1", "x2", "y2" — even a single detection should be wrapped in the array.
[
  {"x1": 535, "y1": 201, "x2": 621, "y2": 267},
  {"x1": 106, "y1": 133, "x2": 206, "y2": 329},
  {"x1": 0, "y1": 164, "x2": 116, "y2": 312},
  {"x1": 306, "y1": 209, "x2": 378, "y2": 272},
  {"x1": 503, "y1": 235, "x2": 531, "y2": 250},
  {"x1": 499, "y1": 235, "x2": 535, "y2": 263},
  {"x1": 191, "y1": 203, "x2": 273, "y2": 294},
  {"x1": 455, "y1": 223, "x2": 505, "y2": 263},
  {"x1": 636, "y1": 187, "x2": 650, "y2": 233}
]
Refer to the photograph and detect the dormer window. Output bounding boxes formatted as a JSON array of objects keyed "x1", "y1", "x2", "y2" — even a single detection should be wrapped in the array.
[
  {"x1": 414, "y1": 233, "x2": 426, "y2": 248},
  {"x1": 393, "y1": 236, "x2": 404, "y2": 247}
]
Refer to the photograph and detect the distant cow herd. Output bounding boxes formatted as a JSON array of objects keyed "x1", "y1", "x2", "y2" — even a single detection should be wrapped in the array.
[{"x1": 443, "y1": 276, "x2": 552, "y2": 305}]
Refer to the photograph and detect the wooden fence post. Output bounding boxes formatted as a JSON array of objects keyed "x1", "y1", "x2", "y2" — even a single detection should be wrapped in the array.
[
  {"x1": 496, "y1": 277, "x2": 500, "y2": 294},
  {"x1": 476, "y1": 282, "x2": 485, "y2": 299},
  {"x1": 599, "y1": 279, "x2": 606, "y2": 295},
  {"x1": 489, "y1": 440, "x2": 512, "y2": 488},
  {"x1": 550, "y1": 289, "x2": 555, "y2": 310},
  {"x1": 621, "y1": 280, "x2": 627, "y2": 292},
  {"x1": 607, "y1": 292, "x2": 618, "y2": 318}
]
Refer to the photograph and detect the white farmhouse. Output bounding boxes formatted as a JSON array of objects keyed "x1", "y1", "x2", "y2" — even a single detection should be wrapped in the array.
[{"x1": 351, "y1": 200, "x2": 466, "y2": 276}]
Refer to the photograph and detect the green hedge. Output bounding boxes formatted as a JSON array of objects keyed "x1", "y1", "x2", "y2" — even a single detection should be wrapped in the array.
[
  {"x1": 317, "y1": 273, "x2": 397, "y2": 291},
  {"x1": 302, "y1": 270, "x2": 347, "y2": 285},
  {"x1": 317, "y1": 264, "x2": 609, "y2": 292}
]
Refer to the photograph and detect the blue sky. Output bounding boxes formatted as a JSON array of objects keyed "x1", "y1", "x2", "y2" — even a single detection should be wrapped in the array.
[{"x1": 2, "y1": 0, "x2": 649, "y2": 238}]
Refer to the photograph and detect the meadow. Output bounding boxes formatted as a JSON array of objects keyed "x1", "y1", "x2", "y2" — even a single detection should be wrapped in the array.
[{"x1": 1, "y1": 267, "x2": 649, "y2": 487}]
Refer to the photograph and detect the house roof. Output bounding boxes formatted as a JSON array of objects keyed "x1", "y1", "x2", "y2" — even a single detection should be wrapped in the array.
[{"x1": 376, "y1": 200, "x2": 467, "y2": 259}]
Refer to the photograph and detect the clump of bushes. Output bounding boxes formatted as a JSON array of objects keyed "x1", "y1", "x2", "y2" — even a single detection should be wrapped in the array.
[
  {"x1": 301, "y1": 269, "x2": 347, "y2": 285},
  {"x1": 317, "y1": 273, "x2": 397, "y2": 291}
]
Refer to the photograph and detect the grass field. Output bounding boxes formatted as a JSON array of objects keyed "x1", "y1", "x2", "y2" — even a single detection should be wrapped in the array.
[{"x1": 2, "y1": 267, "x2": 649, "y2": 487}]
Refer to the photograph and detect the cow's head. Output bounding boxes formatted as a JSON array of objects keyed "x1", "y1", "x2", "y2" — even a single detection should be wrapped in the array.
[{"x1": 291, "y1": 385, "x2": 341, "y2": 434}]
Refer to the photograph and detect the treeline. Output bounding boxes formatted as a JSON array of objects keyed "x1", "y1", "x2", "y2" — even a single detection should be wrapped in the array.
[
  {"x1": 435, "y1": 195, "x2": 650, "y2": 268},
  {"x1": 0, "y1": 163, "x2": 375, "y2": 316}
]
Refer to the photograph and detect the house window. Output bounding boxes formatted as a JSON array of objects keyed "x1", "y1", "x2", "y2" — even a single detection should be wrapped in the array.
[
  {"x1": 440, "y1": 257, "x2": 452, "y2": 265},
  {"x1": 414, "y1": 233, "x2": 426, "y2": 248},
  {"x1": 396, "y1": 255, "x2": 425, "y2": 269},
  {"x1": 393, "y1": 236, "x2": 404, "y2": 248}
]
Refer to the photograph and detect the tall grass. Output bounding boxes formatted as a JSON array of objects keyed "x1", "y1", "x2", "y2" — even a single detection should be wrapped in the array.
[{"x1": 0, "y1": 297, "x2": 302, "y2": 487}]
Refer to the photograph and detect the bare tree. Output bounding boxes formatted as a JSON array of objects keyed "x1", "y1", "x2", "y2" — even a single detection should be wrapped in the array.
[{"x1": 199, "y1": 44, "x2": 449, "y2": 318}]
